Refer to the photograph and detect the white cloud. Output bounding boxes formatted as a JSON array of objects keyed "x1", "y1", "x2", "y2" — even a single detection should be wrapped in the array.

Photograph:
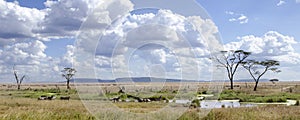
[
  {"x1": 0, "y1": 0, "x2": 45, "y2": 46},
  {"x1": 277, "y1": 0, "x2": 286, "y2": 6},
  {"x1": 226, "y1": 11, "x2": 249, "y2": 24},
  {"x1": 225, "y1": 31, "x2": 297, "y2": 59},
  {"x1": 225, "y1": 31, "x2": 300, "y2": 80},
  {"x1": 0, "y1": 0, "x2": 223, "y2": 81},
  {"x1": 75, "y1": 9, "x2": 222, "y2": 80},
  {"x1": 0, "y1": 40, "x2": 63, "y2": 82},
  {"x1": 220, "y1": 32, "x2": 300, "y2": 81},
  {"x1": 35, "y1": 0, "x2": 89, "y2": 39},
  {"x1": 0, "y1": 0, "x2": 112, "y2": 44}
]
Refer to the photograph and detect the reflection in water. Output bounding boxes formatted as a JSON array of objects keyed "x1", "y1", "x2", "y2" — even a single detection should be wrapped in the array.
[{"x1": 172, "y1": 100, "x2": 257, "y2": 108}]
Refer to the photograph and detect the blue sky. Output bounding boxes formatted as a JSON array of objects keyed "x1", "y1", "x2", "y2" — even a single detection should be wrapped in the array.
[
  {"x1": 6, "y1": 0, "x2": 47, "y2": 9},
  {"x1": 198, "y1": 0, "x2": 300, "y2": 43},
  {"x1": 1, "y1": 0, "x2": 300, "y2": 82}
]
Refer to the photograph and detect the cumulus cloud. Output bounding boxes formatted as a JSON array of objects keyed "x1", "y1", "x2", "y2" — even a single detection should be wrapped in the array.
[
  {"x1": 226, "y1": 11, "x2": 249, "y2": 24},
  {"x1": 0, "y1": 0, "x2": 222, "y2": 81},
  {"x1": 225, "y1": 31, "x2": 300, "y2": 64},
  {"x1": 80, "y1": 9, "x2": 222, "y2": 80},
  {"x1": 0, "y1": 0, "x2": 113, "y2": 43},
  {"x1": 35, "y1": 0, "x2": 89, "y2": 39},
  {"x1": 0, "y1": 40, "x2": 63, "y2": 82},
  {"x1": 73, "y1": 0, "x2": 134, "y2": 79},
  {"x1": 97, "y1": 9, "x2": 219, "y2": 56},
  {"x1": 0, "y1": 0, "x2": 45, "y2": 46},
  {"x1": 0, "y1": 0, "x2": 135, "y2": 81}
]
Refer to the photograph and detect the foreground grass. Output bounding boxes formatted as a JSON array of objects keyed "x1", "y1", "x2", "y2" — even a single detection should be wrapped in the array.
[
  {"x1": 0, "y1": 97, "x2": 95, "y2": 120},
  {"x1": 1, "y1": 96, "x2": 300, "y2": 120},
  {"x1": 202, "y1": 105, "x2": 300, "y2": 120}
]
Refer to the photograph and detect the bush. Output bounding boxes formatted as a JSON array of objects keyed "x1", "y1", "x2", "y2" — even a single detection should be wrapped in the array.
[
  {"x1": 277, "y1": 97, "x2": 286, "y2": 102},
  {"x1": 119, "y1": 94, "x2": 127, "y2": 101},
  {"x1": 266, "y1": 98, "x2": 273, "y2": 103},
  {"x1": 191, "y1": 99, "x2": 200, "y2": 107}
]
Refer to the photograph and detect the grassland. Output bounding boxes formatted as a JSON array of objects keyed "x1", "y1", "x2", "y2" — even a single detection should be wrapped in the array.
[{"x1": 0, "y1": 81, "x2": 300, "y2": 120}]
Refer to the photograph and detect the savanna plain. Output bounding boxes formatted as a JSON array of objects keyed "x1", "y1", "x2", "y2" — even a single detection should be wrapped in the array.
[{"x1": 0, "y1": 81, "x2": 300, "y2": 120}]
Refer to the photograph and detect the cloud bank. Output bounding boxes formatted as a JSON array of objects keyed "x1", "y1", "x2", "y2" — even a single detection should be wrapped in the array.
[{"x1": 0, "y1": 0, "x2": 300, "y2": 82}]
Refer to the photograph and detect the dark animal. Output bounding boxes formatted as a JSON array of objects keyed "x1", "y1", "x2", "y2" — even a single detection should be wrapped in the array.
[
  {"x1": 148, "y1": 95, "x2": 162, "y2": 101},
  {"x1": 47, "y1": 95, "x2": 56, "y2": 100},
  {"x1": 118, "y1": 89, "x2": 125, "y2": 94},
  {"x1": 142, "y1": 98, "x2": 151, "y2": 102},
  {"x1": 38, "y1": 95, "x2": 47, "y2": 100},
  {"x1": 60, "y1": 96, "x2": 70, "y2": 100},
  {"x1": 127, "y1": 94, "x2": 143, "y2": 102},
  {"x1": 111, "y1": 97, "x2": 120, "y2": 102},
  {"x1": 38, "y1": 95, "x2": 56, "y2": 100}
]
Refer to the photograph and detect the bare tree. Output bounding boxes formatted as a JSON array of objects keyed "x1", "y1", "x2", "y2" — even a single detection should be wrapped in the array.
[
  {"x1": 61, "y1": 68, "x2": 76, "y2": 89},
  {"x1": 213, "y1": 50, "x2": 251, "y2": 89},
  {"x1": 242, "y1": 60, "x2": 281, "y2": 91},
  {"x1": 13, "y1": 65, "x2": 26, "y2": 90}
]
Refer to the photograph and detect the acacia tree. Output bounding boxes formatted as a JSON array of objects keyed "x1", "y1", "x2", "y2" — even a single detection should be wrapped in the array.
[
  {"x1": 61, "y1": 68, "x2": 76, "y2": 89},
  {"x1": 242, "y1": 60, "x2": 281, "y2": 91},
  {"x1": 214, "y1": 50, "x2": 251, "y2": 89},
  {"x1": 269, "y1": 79, "x2": 279, "y2": 85},
  {"x1": 13, "y1": 65, "x2": 26, "y2": 90}
]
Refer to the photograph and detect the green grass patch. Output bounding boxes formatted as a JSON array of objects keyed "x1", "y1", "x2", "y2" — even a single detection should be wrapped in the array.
[{"x1": 219, "y1": 90, "x2": 300, "y2": 103}]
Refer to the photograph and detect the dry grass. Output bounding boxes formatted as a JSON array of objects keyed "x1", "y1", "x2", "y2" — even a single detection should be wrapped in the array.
[
  {"x1": 0, "y1": 82, "x2": 300, "y2": 120},
  {"x1": 0, "y1": 97, "x2": 94, "y2": 120},
  {"x1": 203, "y1": 105, "x2": 300, "y2": 120}
]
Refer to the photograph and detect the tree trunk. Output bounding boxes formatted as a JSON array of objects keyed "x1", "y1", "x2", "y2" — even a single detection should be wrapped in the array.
[
  {"x1": 230, "y1": 78, "x2": 234, "y2": 89},
  {"x1": 17, "y1": 84, "x2": 20, "y2": 90},
  {"x1": 253, "y1": 81, "x2": 259, "y2": 91},
  {"x1": 67, "y1": 79, "x2": 70, "y2": 89}
]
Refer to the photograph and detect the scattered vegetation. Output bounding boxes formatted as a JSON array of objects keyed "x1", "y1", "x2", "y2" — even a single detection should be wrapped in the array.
[
  {"x1": 1, "y1": 82, "x2": 300, "y2": 119},
  {"x1": 219, "y1": 90, "x2": 300, "y2": 103}
]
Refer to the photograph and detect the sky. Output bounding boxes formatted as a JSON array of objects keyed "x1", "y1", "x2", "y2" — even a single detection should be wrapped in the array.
[{"x1": 0, "y1": 0, "x2": 300, "y2": 83}]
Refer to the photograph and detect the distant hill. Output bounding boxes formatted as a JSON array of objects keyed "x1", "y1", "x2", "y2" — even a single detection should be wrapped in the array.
[
  {"x1": 67, "y1": 78, "x2": 270, "y2": 83},
  {"x1": 70, "y1": 77, "x2": 201, "y2": 83},
  {"x1": 234, "y1": 79, "x2": 269, "y2": 82}
]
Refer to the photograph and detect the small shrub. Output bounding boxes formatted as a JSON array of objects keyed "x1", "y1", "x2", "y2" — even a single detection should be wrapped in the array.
[
  {"x1": 119, "y1": 94, "x2": 127, "y2": 101},
  {"x1": 191, "y1": 99, "x2": 200, "y2": 107},
  {"x1": 277, "y1": 97, "x2": 286, "y2": 102},
  {"x1": 172, "y1": 90, "x2": 178, "y2": 93},
  {"x1": 266, "y1": 98, "x2": 273, "y2": 103}
]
